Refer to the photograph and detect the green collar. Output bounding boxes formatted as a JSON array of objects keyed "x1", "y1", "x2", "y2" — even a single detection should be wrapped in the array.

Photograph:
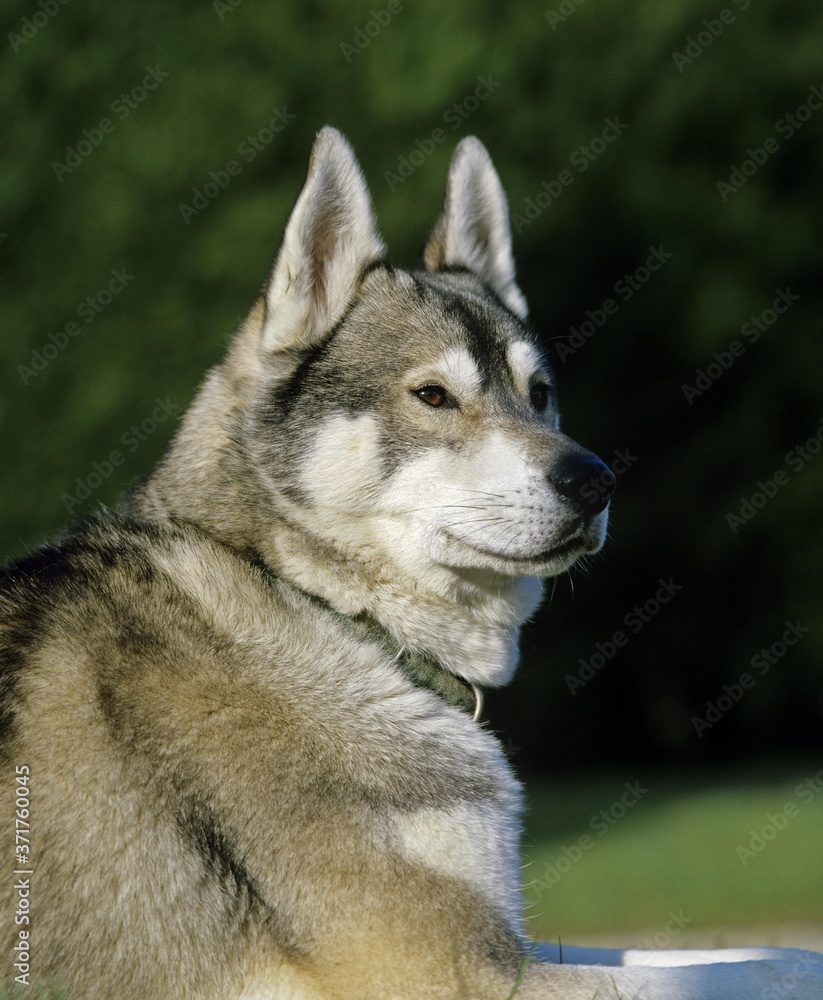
[
  {"x1": 286, "y1": 581, "x2": 482, "y2": 719},
  {"x1": 347, "y1": 609, "x2": 484, "y2": 720}
]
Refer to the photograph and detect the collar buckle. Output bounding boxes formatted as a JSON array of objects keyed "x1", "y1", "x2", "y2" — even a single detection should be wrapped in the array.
[{"x1": 471, "y1": 683, "x2": 484, "y2": 722}]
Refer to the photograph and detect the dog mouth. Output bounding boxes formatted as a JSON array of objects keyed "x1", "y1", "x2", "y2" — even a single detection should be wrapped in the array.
[
  {"x1": 442, "y1": 531, "x2": 591, "y2": 567},
  {"x1": 518, "y1": 535, "x2": 592, "y2": 564}
]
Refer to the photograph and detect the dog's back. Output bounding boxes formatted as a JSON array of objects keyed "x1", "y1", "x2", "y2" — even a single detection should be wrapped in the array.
[{"x1": 1, "y1": 512, "x2": 533, "y2": 998}]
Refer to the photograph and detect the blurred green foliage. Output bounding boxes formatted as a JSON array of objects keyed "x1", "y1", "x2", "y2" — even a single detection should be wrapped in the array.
[{"x1": 2, "y1": 0, "x2": 821, "y2": 770}]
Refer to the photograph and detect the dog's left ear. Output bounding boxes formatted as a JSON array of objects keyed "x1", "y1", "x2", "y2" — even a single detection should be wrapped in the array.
[{"x1": 423, "y1": 137, "x2": 527, "y2": 320}]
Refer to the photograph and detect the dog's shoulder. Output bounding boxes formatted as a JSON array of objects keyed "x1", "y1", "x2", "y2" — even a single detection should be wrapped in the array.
[{"x1": 0, "y1": 511, "x2": 514, "y2": 804}]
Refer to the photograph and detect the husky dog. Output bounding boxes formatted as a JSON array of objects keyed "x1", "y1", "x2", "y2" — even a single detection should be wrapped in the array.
[{"x1": 1, "y1": 128, "x2": 821, "y2": 999}]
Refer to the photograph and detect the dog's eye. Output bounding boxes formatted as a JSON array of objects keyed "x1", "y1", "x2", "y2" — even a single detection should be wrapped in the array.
[
  {"x1": 530, "y1": 383, "x2": 550, "y2": 411},
  {"x1": 414, "y1": 385, "x2": 448, "y2": 408}
]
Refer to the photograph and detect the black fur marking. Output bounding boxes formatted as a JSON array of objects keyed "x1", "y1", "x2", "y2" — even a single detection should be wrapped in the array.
[
  {"x1": 96, "y1": 681, "x2": 122, "y2": 734},
  {"x1": 268, "y1": 340, "x2": 334, "y2": 423},
  {"x1": 178, "y1": 795, "x2": 259, "y2": 900},
  {"x1": 2, "y1": 540, "x2": 84, "y2": 589},
  {"x1": 429, "y1": 264, "x2": 473, "y2": 276},
  {"x1": 0, "y1": 612, "x2": 34, "y2": 754},
  {"x1": 360, "y1": 257, "x2": 393, "y2": 280},
  {"x1": 265, "y1": 262, "x2": 398, "y2": 424},
  {"x1": 408, "y1": 271, "x2": 430, "y2": 303},
  {"x1": 265, "y1": 274, "x2": 381, "y2": 425},
  {"x1": 441, "y1": 294, "x2": 509, "y2": 387},
  {"x1": 408, "y1": 270, "x2": 527, "y2": 387},
  {"x1": 176, "y1": 795, "x2": 302, "y2": 954},
  {"x1": 0, "y1": 544, "x2": 84, "y2": 754},
  {"x1": 113, "y1": 611, "x2": 164, "y2": 659},
  {"x1": 1, "y1": 516, "x2": 167, "y2": 753},
  {"x1": 417, "y1": 263, "x2": 526, "y2": 324}
]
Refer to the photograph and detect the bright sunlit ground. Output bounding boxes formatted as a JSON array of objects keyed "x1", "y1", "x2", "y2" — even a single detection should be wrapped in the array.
[{"x1": 520, "y1": 766, "x2": 823, "y2": 953}]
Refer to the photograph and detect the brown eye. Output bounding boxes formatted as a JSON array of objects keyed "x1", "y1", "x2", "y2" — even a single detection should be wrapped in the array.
[
  {"x1": 415, "y1": 385, "x2": 448, "y2": 408},
  {"x1": 530, "y1": 383, "x2": 550, "y2": 411}
]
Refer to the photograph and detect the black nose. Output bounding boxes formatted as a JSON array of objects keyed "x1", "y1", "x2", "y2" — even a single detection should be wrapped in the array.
[{"x1": 549, "y1": 453, "x2": 615, "y2": 516}]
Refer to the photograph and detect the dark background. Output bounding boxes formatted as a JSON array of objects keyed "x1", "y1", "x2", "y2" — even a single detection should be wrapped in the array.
[{"x1": 2, "y1": 0, "x2": 821, "y2": 776}]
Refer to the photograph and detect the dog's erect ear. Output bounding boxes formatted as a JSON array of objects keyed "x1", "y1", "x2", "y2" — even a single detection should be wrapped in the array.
[
  {"x1": 261, "y1": 127, "x2": 386, "y2": 354},
  {"x1": 423, "y1": 137, "x2": 527, "y2": 320}
]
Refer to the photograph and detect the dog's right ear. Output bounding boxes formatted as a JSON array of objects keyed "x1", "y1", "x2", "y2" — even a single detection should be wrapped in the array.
[{"x1": 261, "y1": 127, "x2": 386, "y2": 354}]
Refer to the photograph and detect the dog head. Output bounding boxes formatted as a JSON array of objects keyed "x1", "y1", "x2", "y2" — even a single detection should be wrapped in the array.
[{"x1": 246, "y1": 128, "x2": 613, "y2": 595}]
